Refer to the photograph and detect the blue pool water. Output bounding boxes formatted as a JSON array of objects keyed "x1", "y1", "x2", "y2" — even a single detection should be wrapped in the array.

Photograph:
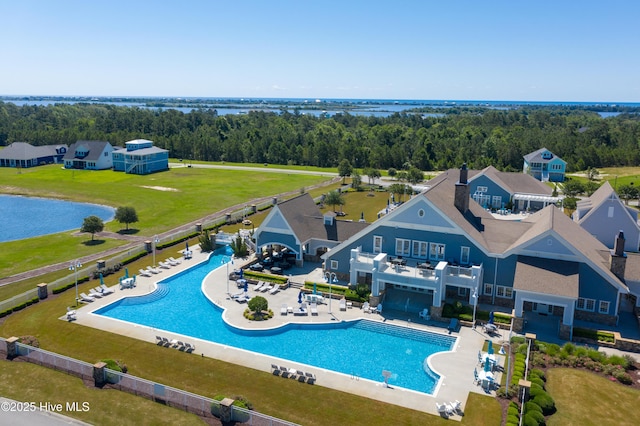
[
  {"x1": 0, "y1": 195, "x2": 115, "y2": 242},
  {"x1": 96, "y1": 246, "x2": 455, "y2": 394}
]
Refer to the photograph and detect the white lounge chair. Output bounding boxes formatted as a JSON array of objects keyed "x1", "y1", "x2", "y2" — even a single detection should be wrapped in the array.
[
  {"x1": 169, "y1": 257, "x2": 182, "y2": 264},
  {"x1": 88, "y1": 288, "x2": 103, "y2": 298},
  {"x1": 165, "y1": 258, "x2": 178, "y2": 266},
  {"x1": 310, "y1": 303, "x2": 318, "y2": 315},
  {"x1": 261, "y1": 284, "x2": 273, "y2": 293},
  {"x1": 450, "y1": 400, "x2": 462, "y2": 413},
  {"x1": 147, "y1": 266, "x2": 160, "y2": 274},
  {"x1": 280, "y1": 304, "x2": 288, "y2": 315},
  {"x1": 339, "y1": 298, "x2": 347, "y2": 311},
  {"x1": 269, "y1": 285, "x2": 280, "y2": 295},
  {"x1": 158, "y1": 261, "x2": 171, "y2": 269},
  {"x1": 436, "y1": 402, "x2": 454, "y2": 417},
  {"x1": 66, "y1": 307, "x2": 77, "y2": 321},
  {"x1": 362, "y1": 302, "x2": 370, "y2": 313},
  {"x1": 139, "y1": 268, "x2": 152, "y2": 277},
  {"x1": 254, "y1": 281, "x2": 265, "y2": 291},
  {"x1": 79, "y1": 292, "x2": 95, "y2": 303},
  {"x1": 100, "y1": 284, "x2": 115, "y2": 295}
]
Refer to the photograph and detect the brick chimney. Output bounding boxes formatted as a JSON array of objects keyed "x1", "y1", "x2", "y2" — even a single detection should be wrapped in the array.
[
  {"x1": 454, "y1": 163, "x2": 470, "y2": 214},
  {"x1": 609, "y1": 230, "x2": 626, "y2": 281}
]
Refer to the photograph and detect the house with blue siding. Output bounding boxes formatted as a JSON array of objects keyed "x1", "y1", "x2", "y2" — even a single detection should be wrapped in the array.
[
  {"x1": 322, "y1": 165, "x2": 631, "y2": 339},
  {"x1": 573, "y1": 181, "x2": 640, "y2": 252},
  {"x1": 63, "y1": 140, "x2": 114, "y2": 170},
  {"x1": 112, "y1": 139, "x2": 169, "y2": 175},
  {"x1": 463, "y1": 165, "x2": 560, "y2": 212},
  {"x1": 0, "y1": 142, "x2": 67, "y2": 168},
  {"x1": 254, "y1": 193, "x2": 368, "y2": 266},
  {"x1": 523, "y1": 147, "x2": 566, "y2": 182}
]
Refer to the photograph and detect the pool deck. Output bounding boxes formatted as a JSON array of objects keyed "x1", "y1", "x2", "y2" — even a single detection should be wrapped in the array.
[{"x1": 71, "y1": 249, "x2": 506, "y2": 419}]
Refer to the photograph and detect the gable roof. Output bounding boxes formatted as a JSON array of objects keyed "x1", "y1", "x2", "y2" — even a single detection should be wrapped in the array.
[
  {"x1": 523, "y1": 147, "x2": 566, "y2": 164},
  {"x1": 574, "y1": 181, "x2": 637, "y2": 225},
  {"x1": 470, "y1": 166, "x2": 553, "y2": 196},
  {"x1": 275, "y1": 194, "x2": 368, "y2": 243},
  {"x1": 63, "y1": 141, "x2": 111, "y2": 161},
  {"x1": 513, "y1": 256, "x2": 579, "y2": 297}
]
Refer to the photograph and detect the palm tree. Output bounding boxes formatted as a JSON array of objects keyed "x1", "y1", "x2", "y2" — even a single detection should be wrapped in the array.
[{"x1": 325, "y1": 190, "x2": 345, "y2": 213}]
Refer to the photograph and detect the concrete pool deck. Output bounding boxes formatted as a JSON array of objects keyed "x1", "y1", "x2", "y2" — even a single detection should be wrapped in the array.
[{"x1": 70, "y1": 249, "x2": 506, "y2": 419}]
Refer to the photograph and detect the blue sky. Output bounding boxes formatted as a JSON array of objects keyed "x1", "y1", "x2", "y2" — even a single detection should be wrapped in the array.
[{"x1": 1, "y1": 1, "x2": 638, "y2": 102}]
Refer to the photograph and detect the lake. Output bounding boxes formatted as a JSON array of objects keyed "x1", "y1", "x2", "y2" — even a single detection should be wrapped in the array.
[{"x1": 0, "y1": 195, "x2": 115, "y2": 243}]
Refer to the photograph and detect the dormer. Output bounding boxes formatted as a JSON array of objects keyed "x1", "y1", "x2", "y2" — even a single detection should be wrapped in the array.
[
  {"x1": 74, "y1": 145, "x2": 89, "y2": 158},
  {"x1": 541, "y1": 151, "x2": 553, "y2": 160},
  {"x1": 324, "y1": 211, "x2": 336, "y2": 226}
]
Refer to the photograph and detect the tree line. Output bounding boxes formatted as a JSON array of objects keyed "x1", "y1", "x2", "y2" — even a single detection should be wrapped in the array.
[{"x1": 1, "y1": 101, "x2": 639, "y2": 172}]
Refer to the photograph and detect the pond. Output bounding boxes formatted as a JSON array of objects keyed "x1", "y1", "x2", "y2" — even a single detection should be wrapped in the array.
[{"x1": 0, "y1": 195, "x2": 115, "y2": 243}]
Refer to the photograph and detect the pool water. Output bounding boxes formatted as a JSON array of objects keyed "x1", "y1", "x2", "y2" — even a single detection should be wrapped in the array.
[{"x1": 95, "y1": 246, "x2": 456, "y2": 394}]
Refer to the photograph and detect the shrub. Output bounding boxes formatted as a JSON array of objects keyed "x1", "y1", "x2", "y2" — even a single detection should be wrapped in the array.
[
  {"x1": 561, "y1": 342, "x2": 576, "y2": 355},
  {"x1": 507, "y1": 414, "x2": 520, "y2": 425},
  {"x1": 509, "y1": 401, "x2": 519, "y2": 410},
  {"x1": 606, "y1": 355, "x2": 630, "y2": 369},
  {"x1": 524, "y1": 401, "x2": 543, "y2": 414},
  {"x1": 543, "y1": 343, "x2": 560, "y2": 357},
  {"x1": 511, "y1": 336, "x2": 526, "y2": 345},
  {"x1": 531, "y1": 393, "x2": 556, "y2": 415},
  {"x1": 524, "y1": 411, "x2": 545, "y2": 426},
  {"x1": 507, "y1": 406, "x2": 520, "y2": 417},
  {"x1": 12, "y1": 303, "x2": 27, "y2": 312},
  {"x1": 529, "y1": 368, "x2": 546, "y2": 381},
  {"x1": 613, "y1": 369, "x2": 633, "y2": 385},
  {"x1": 19, "y1": 336, "x2": 40, "y2": 348},
  {"x1": 587, "y1": 349, "x2": 606, "y2": 363}
]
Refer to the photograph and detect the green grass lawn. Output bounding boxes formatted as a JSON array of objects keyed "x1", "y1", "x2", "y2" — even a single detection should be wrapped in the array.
[
  {"x1": 0, "y1": 165, "x2": 332, "y2": 277},
  {"x1": 546, "y1": 368, "x2": 639, "y2": 426}
]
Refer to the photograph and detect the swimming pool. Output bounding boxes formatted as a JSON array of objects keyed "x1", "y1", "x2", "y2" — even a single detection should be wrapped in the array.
[{"x1": 95, "y1": 246, "x2": 456, "y2": 394}]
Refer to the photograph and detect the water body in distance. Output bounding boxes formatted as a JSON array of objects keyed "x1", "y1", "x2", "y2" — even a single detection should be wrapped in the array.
[{"x1": 0, "y1": 195, "x2": 115, "y2": 243}]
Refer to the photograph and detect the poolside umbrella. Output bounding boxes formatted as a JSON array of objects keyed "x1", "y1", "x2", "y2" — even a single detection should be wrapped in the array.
[
  {"x1": 484, "y1": 355, "x2": 492, "y2": 373},
  {"x1": 99, "y1": 273, "x2": 104, "y2": 285},
  {"x1": 125, "y1": 268, "x2": 129, "y2": 278},
  {"x1": 185, "y1": 241, "x2": 189, "y2": 252},
  {"x1": 488, "y1": 340, "x2": 494, "y2": 355},
  {"x1": 244, "y1": 280, "x2": 248, "y2": 296},
  {"x1": 298, "y1": 291, "x2": 303, "y2": 305},
  {"x1": 488, "y1": 311, "x2": 494, "y2": 324},
  {"x1": 313, "y1": 283, "x2": 317, "y2": 295},
  {"x1": 239, "y1": 268, "x2": 243, "y2": 279}
]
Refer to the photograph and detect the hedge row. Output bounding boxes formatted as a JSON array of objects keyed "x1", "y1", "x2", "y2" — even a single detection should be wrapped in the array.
[
  {"x1": 242, "y1": 270, "x2": 288, "y2": 284},
  {"x1": 0, "y1": 297, "x2": 40, "y2": 318}
]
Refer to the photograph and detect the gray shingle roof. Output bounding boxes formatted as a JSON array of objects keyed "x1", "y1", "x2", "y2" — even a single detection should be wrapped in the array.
[
  {"x1": 63, "y1": 140, "x2": 111, "y2": 161},
  {"x1": 0, "y1": 142, "x2": 65, "y2": 160},
  {"x1": 276, "y1": 194, "x2": 369, "y2": 244},
  {"x1": 513, "y1": 255, "x2": 579, "y2": 297}
]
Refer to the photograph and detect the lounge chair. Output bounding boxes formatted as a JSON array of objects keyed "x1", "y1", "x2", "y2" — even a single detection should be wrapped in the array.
[
  {"x1": 169, "y1": 257, "x2": 182, "y2": 264},
  {"x1": 79, "y1": 292, "x2": 95, "y2": 303},
  {"x1": 66, "y1": 307, "x2": 77, "y2": 321},
  {"x1": 254, "y1": 281, "x2": 265, "y2": 291},
  {"x1": 305, "y1": 372, "x2": 316, "y2": 385},
  {"x1": 280, "y1": 366, "x2": 290, "y2": 378},
  {"x1": 362, "y1": 302, "x2": 370, "y2": 313},
  {"x1": 156, "y1": 336, "x2": 163, "y2": 345},
  {"x1": 185, "y1": 342, "x2": 195, "y2": 352},
  {"x1": 175, "y1": 341, "x2": 185, "y2": 350},
  {"x1": 261, "y1": 284, "x2": 273, "y2": 293},
  {"x1": 147, "y1": 266, "x2": 160, "y2": 274},
  {"x1": 339, "y1": 298, "x2": 347, "y2": 311},
  {"x1": 310, "y1": 303, "x2": 318, "y2": 315},
  {"x1": 100, "y1": 284, "x2": 115, "y2": 295},
  {"x1": 450, "y1": 400, "x2": 462, "y2": 414},
  {"x1": 165, "y1": 258, "x2": 178, "y2": 266},
  {"x1": 271, "y1": 364, "x2": 281, "y2": 376},
  {"x1": 158, "y1": 261, "x2": 171, "y2": 269},
  {"x1": 375, "y1": 303, "x2": 383, "y2": 314},
  {"x1": 296, "y1": 370, "x2": 306, "y2": 383},
  {"x1": 436, "y1": 402, "x2": 454, "y2": 417},
  {"x1": 161, "y1": 337, "x2": 171, "y2": 347},
  {"x1": 269, "y1": 285, "x2": 280, "y2": 295},
  {"x1": 280, "y1": 304, "x2": 288, "y2": 315},
  {"x1": 88, "y1": 288, "x2": 103, "y2": 298},
  {"x1": 139, "y1": 268, "x2": 152, "y2": 277}
]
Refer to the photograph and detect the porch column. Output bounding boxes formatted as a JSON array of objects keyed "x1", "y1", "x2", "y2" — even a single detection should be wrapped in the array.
[
  {"x1": 371, "y1": 268, "x2": 379, "y2": 297},
  {"x1": 514, "y1": 293, "x2": 524, "y2": 317},
  {"x1": 562, "y1": 301, "x2": 575, "y2": 325}
]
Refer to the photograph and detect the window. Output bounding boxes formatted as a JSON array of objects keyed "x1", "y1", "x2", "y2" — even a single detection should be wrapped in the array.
[
  {"x1": 599, "y1": 301, "x2": 610, "y2": 314},
  {"x1": 418, "y1": 209, "x2": 425, "y2": 217},
  {"x1": 476, "y1": 186, "x2": 488, "y2": 193},
  {"x1": 492, "y1": 196, "x2": 502, "y2": 208},
  {"x1": 373, "y1": 236, "x2": 383, "y2": 254},
  {"x1": 429, "y1": 243, "x2": 445, "y2": 261},
  {"x1": 483, "y1": 283, "x2": 493, "y2": 296},
  {"x1": 608, "y1": 206, "x2": 614, "y2": 218},
  {"x1": 457, "y1": 287, "x2": 468, "y2": 297},
  {"x1": 412, "y1": 240, "x2": 428, "y2": 258},
  {"x1": 577, "y1": 297, "x2": 596, "y2": 312},
  {"x1": 330, "y1": 260, "x2": 338, "y2": 270},
  {"x1": 395, "y1": 238, "x2": 411, "y2": 256},
  {"x1": 495, "y1": 285, "x2": 513, "y2": 299},
  {"x1": 460, "y1": 246, "x2": 470, "y2": 265}
]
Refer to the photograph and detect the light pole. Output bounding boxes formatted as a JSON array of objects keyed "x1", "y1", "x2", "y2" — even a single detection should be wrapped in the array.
[
  {"x1": 472, "y1": 282, "x2": 478, "y2": 329},
  {"x1": 153, "y1": 235, "x2": 159, "y2": 268},
  {"x1": 69, "y1": 259, "x2": 82, "y2": 307},
  {"x1": 325, "y1": 272, "x2": 337, "y2": 313}
]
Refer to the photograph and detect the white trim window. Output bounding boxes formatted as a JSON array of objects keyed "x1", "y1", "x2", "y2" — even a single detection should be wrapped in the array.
[
  {"x1": 577, "y1": 297, "x2": 596, "y2": 312},
  {"x1": 330, "y1": 260, "x2": 338, "y2": 270},
  {"x1": 412, "y1": 240, "x2": 428, "y2": 258},
  {"x1": 395, "y1": 238, "x2": 411, "y2": 257},
  {"x1": 495, "y1": 285, "x2": 513, "y2": 299},
  {"x1": 492, "y1": 196, "x2": 502, "y2": 208},
  {"x1": 457, "y1": 287, "x2": 468, "y2": 297},
  {"x1": 373, "y1": 236, "x2": 383, "y2": 254},
  {"x1": 460, "y1": 246, "x2": 470, "y2": 265},
  {"x1": 429, "y1": 243, "x2": 445, "y2": 261},
  {"x1": 477, "y1": 186, "x2": 488, "y2": 192},
  {"x1": 483, "y1": 283, "x2": 493, "y2": 296},
  {"x1": 598, "y1": 301, "x2": 610, "y2": 314}
]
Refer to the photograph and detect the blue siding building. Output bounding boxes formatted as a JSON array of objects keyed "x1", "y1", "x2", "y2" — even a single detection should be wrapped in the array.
[
  {"x1": 112, "y1": 139, "x2": 169, "y2": 175},
  {"x1": 321, "y1": 165, "x2": 630, "y2": 339},
  {"x1": 523, "y1": 148, "x2": 566, "y2": 182}
]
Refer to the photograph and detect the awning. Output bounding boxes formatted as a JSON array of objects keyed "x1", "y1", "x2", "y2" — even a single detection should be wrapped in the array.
[{"x1": 513, "y1": 193, "x2": 563, "y2": 203}]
